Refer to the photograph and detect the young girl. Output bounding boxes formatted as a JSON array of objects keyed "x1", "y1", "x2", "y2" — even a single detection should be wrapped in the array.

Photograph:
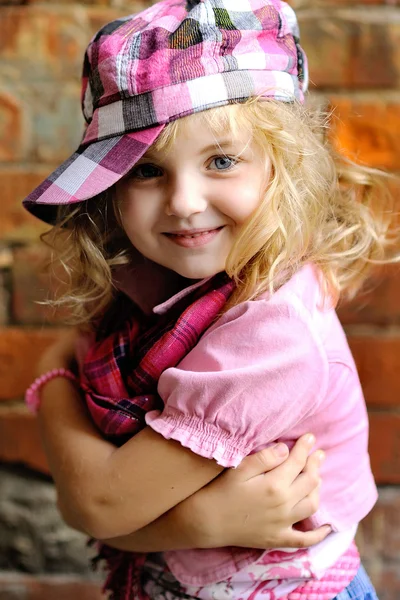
[{"x1": 23, "y1": 0, "x2": 395, "y2": 598}]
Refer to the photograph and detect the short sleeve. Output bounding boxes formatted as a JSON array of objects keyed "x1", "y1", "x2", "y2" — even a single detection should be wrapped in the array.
[{"x1": 145, "y1": 295, "x2": 329, "y2": 467}]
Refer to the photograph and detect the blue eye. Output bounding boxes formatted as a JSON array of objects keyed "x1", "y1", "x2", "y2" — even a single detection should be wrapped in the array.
[
  {"x1": 210, "y1": 156, "x2": 236, "y2": 171},
  {"x1": 130, "y1": 164, "x2": 163, "y2": 179}
]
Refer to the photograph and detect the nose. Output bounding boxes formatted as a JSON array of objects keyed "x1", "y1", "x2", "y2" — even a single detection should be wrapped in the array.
[{"x1": 165, "y1": 172, "x2": 207, "y2": 218}]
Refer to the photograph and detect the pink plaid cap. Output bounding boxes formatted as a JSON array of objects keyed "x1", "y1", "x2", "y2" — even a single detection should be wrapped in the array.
[{"x1": 23, "y1": 0, "x2": 308, "y2": 224}]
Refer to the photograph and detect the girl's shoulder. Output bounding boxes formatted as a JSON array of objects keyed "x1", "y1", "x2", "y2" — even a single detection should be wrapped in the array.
[
  {"x1": 219, "y1": 263, "x2": 328, "y2": 332},
  {"x1": 205, "y1": 263, "x2": 339, "y2": 359},
  {"x1": 258, "y1": 263, "x2": 326, "y2": 315}
]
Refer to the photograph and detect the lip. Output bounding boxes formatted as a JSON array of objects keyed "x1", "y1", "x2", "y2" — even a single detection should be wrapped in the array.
[
  {"x1": 163, "y1": 226, "x2": 224, "y2": 248},
  {"x1": 166, "y1": 228, "x2": 221, "y2": 235}
]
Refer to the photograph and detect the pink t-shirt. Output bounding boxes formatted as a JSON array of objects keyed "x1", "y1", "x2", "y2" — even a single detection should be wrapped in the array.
[{"x1": 107, "y1": 260, "x2": 377, "y2": 589}]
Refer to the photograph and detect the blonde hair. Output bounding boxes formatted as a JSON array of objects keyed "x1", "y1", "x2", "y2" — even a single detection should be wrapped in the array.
[{"x1": 42, "y1": 99, "x2": 399, "y2": 325}]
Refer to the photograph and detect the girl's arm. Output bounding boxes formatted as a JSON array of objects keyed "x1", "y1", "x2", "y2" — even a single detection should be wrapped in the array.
[
  {"x1": 39, "y1": 375, "x2": 329, "y2": 545},
  {"x1": 57, "y1": 436, "x2": 328, "y2": 552},
  {"x1": 36, "y1": 330, "x2": 329, "y2": 543},
  {"x1": 38, "y1": 375, "x2": 222, "y2": 540},
  {"x1": 101, "y1": 443, "x2": 329, "y2": 551}
]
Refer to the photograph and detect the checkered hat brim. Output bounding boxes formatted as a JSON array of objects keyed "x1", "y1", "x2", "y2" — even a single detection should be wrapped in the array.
[
  {"x1": 24, "y1": 126, "x2": 164, "y2": 224},
  {"x1": 23, "y1": 0, "x2": 308, "y2": 224}
]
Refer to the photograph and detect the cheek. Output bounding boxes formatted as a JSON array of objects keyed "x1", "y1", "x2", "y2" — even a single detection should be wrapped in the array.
[
  {"x1": 224, "y1": 179, "x2": 264, "y2": 224},
  {"x1": 121, "y1": 201, "x2": 141, "y2": 227},
  {"x1": 118, "y1": 192, "x2": 154, "y2": 238}
]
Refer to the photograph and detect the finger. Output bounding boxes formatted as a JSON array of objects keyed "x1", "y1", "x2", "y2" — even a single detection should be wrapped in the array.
[
  {"x1": 288, "y1": 468, "x2": 321, "y2": 508},
  {"x1": 282, "y1": 525, "x2": 331, "y2": 549},
  {"x1": 303, "y1": 449, "x2": 325, "y2": 477},
  {"x1": 260, "y1": 434, "x2": 316, "y2": 487},
  {"x1": 291, "y1": 487, "x2": 320, "y2": 522},
  {"x1": 289, "y1": 450, "x2": 324, "y2": 502},
  {"x1": 234, "y1": 444, "x2": 289, "y2": 481}
]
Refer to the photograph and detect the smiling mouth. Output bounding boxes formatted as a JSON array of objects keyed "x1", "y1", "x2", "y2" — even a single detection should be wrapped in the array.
[
  {"x1": 163, "y1": 226, "x2": 225, "y2": 247},
  {"x1": 164, "y1": 227, "x2": 224, "y2": 239}
]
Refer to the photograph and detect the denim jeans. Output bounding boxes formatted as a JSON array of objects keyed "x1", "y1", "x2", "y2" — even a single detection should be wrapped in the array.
[{"x1": 334, "y1": 565, "x2": 379, "y2": 600}]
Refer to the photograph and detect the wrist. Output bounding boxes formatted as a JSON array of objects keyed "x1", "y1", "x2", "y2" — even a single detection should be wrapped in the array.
[{"x1": 25, "y1": 368, "x2": 81, "y2": 414}]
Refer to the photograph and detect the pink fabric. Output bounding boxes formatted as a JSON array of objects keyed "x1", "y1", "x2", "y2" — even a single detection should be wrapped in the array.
[
  {"x1": 140, "y1": 263, "x2": 377, "y2": 585},
  {"x1": 142, "y1": 541, "x2": 360, "y2": 600},
  {"x1": 192, "y1": 541, "x2": 360, "y2": 600},
  {"x1": 285, "y1": 542, "x2": 360, "y2": 600},
  {"x1": 23, "y1": 0, "x2": 308, "y2": 225},
  {"x1": 79, "y1": 260, "x2": 377, "y2": 592}
]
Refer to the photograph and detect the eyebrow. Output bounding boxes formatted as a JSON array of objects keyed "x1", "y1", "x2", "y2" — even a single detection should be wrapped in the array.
[
  {"x1": 201, "y1": 140, "x2": 237, "y2": 154},
  {"x1": 141, "y1": 139, "x2": 244, "y2": 162}
]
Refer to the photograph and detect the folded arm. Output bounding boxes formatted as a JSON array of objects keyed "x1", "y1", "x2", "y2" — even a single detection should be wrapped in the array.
[
  {"x1": 39, "y1": 376, "x2": 223, "y2": 540},
  {"x1": 39, "y1": 375, "x2": 329, "y2": 550},
  {"x1": 101, "y1": 440, "x2": 328, "y2": 552},
  {"x1": 36, "y1": 308, "x2": 330, "y2": 548}
]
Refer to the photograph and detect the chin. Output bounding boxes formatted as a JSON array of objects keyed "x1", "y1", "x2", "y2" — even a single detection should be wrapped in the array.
[{"x1": 173, "y1": 264, "x2": 223, "y2": 280}]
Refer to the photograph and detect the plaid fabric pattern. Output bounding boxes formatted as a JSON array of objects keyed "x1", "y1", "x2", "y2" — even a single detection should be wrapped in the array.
[
  {"x1": 82, "y1": 272, "x2": 233, "y2": 599},
  {"x1": 82, "y1": 272, "x2": 233, "y2": 442},
  {"x1": 23, "y1": 0, "x2": 308, "y2": 224}
]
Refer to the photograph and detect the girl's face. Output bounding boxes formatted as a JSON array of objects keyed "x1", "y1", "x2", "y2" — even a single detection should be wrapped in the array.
[{"x1": 116, "y1": 115, "x2": 270, "y2": 280}]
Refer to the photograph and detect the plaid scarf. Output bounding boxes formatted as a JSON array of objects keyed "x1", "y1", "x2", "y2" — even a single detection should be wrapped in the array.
[{"x1": 80, "y1": 272, "x2": 234, "y2": 600}]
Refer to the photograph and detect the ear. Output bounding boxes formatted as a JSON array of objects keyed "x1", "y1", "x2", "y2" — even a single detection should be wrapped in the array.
[{"x1": 186, "y1": 0, "x2": 201, "y2": 10}]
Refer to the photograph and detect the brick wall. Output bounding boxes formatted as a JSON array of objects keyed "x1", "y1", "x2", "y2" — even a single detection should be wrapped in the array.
[{"x1": 1, "y1": 0, "x2": 400, "y2": 598}]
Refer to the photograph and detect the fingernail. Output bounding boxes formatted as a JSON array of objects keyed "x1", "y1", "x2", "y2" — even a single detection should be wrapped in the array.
[
  {"x1": 317, "y1": 450, "x2": 325, "y2": 463},
  {"x1": 305, "y1": 434, "x2": 315, "y2": 446},
  {"x1": 322, "y1": 525, "x2": 332, "y2": 534},
  {"x1": 274, "y1": 443, "x2": 289, "y2": 457}
]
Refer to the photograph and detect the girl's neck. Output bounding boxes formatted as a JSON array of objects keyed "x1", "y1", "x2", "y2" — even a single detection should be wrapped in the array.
[{"x1": 113, "y1": 249, "x2": 198, "y2": 314}]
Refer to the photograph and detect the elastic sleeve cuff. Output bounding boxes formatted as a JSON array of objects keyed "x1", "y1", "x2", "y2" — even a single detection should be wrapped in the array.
[{"x1": 145, "y1": 409, "x2": 250, "y2": 468}]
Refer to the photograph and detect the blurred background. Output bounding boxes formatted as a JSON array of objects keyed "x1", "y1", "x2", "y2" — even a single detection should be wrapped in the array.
[{"x1": 0, "y1": 0, "x2": 400, "y2": 598}]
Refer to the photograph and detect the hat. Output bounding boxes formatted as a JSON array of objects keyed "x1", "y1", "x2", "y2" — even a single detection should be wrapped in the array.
[{"x1": 23, "y1": 0, "x2": 308, "y2": 224}]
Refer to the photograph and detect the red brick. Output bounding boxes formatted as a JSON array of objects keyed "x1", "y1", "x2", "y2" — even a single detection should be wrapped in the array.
[
  {"x1": 371, "y1": 563, "x2": 400, "y2": 600},
  {"x1": 26, "y1": 0, "x2": 109, "y2": 4},
  {"x1": 0, "y1": 327, "x2": 67, "y2": 400},
  {"x1": 0, "y1": 89, "x2": 28, "y2": 162},
  {"x1": 30, "y1": 82, "x2": 83, "y2": 165},
  {"x1": 358, "y1": 488, "x2": 400, "y2": 561},
  {"x1": 0, "y1": 574, "x2": 102, "y2": 600},
  {"x1": 0, "y1": 271, "x2": 11, "y2": 326},
  {"x1": 368, "y1": 412, "x2": 400, "y2": 484},
  {"x1": 11, "y1": 244, "x2": 67, "y2": 325},
  {"x1": 357, "y1": 486, "x2": 400, "y2": 600},
  {"x1": 298, "y1": 9, "x2": 400, "y2": 89},
  {"x1": 11, "y1": 244, "x2": 50, "y2": 325},
  {"x1": 357, "y1": 488, "x2": 400, "y2": 599},
  {"x1": 328, "y1": 97, "x2": 400, "y2": 170},
  {"x1": 0, "y1": 6, "x2": 90, "y2": 80},
  {"x1": 86, "y1": 4, "x2": 152, "y2": 37},
  {"x1": 291, "y1": 1, "x2": 400, "y2": 8},
  {"x1": 361, "y1": 553, "x2": 400, "y2": 600},
  {"x1": 0, "y1": 405, "x2": 49, "y2": 473},
  {"x1": 1, "y1": 86, "x2": 82, "y2": 168},
  {"x1": 0, "y1": 3, "x2": 152, "y2": 82},
  {"x1": 0, "y1": 247, "x2": 13, "y2": 326},
  {"x1": 0, "y1": 167, "x2": 50, "y2": 240},
  {"x1": 338, "y1": 265, "x2": 400, "y2": 326},
  {"x1": 0, "y1": 84, "x2": 83, "y2": 167},
  {"x1": 348, "y1": 335, "x2": 400, "y2": 408}
]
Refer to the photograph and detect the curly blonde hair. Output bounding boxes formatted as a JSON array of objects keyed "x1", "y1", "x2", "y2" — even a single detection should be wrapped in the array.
[{"x1": 42, "y1": 98, "x2": 399, "y2": 325}]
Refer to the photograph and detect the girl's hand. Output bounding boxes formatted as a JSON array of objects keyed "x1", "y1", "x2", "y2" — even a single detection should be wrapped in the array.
[
  {"x1": 35, "y1": 338, "x2": 329, "y2": 550},
  {"x1": 177, "y1": 434, "x2": 330, "y2": 550}
]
